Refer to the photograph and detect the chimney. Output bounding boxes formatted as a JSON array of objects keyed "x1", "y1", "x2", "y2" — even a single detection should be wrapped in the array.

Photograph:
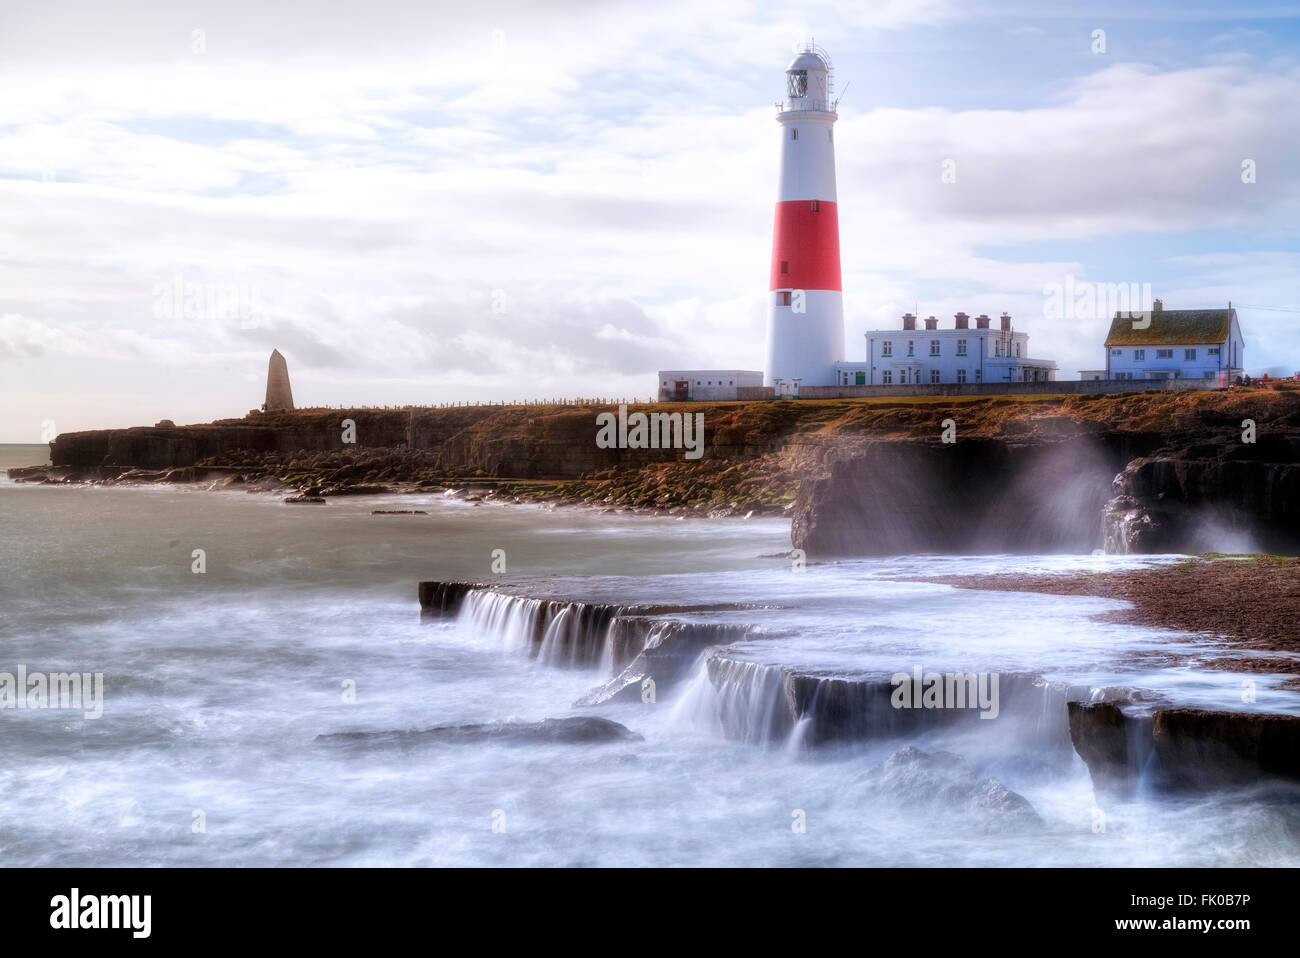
[
  {"x1": 1000, "y1": 312, "x2": 1012, "y2": 331},
  {"x1": 954, "y1": 312, "x2": 969, "y2": 330},
  {"x1": 902, "y1": 312, "x2": 916, "y2": 330},
  {"x1": 924, "y1": 315, "x2": 938, "y2": 330},
  {"x1": 1152, "y1": 298, "x2": 1163, "y2": 312},
  {"x1": 975, "y1": 314, "x2": 991, "y2": 329}
]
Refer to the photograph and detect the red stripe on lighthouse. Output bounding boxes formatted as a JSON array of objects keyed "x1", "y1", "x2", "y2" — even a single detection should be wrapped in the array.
[{"x1": 769, "y1": 200, "x2": 841, "y2": 292}]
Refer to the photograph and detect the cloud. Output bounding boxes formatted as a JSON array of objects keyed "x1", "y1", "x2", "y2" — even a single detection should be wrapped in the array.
[{"x1": 0, "y1": 0, "x2": 1296, "y2": 436}]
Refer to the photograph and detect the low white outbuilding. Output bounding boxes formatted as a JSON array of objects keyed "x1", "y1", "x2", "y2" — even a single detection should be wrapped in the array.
[{"x1": 656, "y1": 370, "x2": 765, "y2": 401}]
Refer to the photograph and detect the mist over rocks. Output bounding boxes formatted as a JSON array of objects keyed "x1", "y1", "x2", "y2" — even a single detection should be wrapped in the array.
[
  {"x1": 790, "y1": 387, "x2": 1300, "y2": 557},
  {"x1": 854, "y1": 746, "x2": 1042, "y2": 829}
]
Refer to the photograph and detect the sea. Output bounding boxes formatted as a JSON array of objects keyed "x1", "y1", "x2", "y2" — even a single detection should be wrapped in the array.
[{"x1": 1, "y1": 443, "x2": 1298, "y2": 866}]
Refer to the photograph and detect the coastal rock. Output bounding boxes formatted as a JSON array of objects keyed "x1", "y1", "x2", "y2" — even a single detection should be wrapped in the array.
[
  {"x1": 417, "y1": 580, "x2": 483, "y2": 619},
  {"x1": 1069, "y1": 701, "x2": 1300, "y2": 798},
  {"x1": 1151, "y1": 708, "x2": 1300, "y2": 790},
  {"x1": 701, "y1": 652, "x2": 1076, "y2": 751},
  {"x1": 791, "y1": 437, "x2": 1120, "y2": 557},
  {"x1": 1103, "y1": 446, "x2": 1300, "y2": 554},
  {"x1": 858, "y1": 746, "x2": 1041, "y2": 828},
  {"x1": 1066, "y1": 701, "x2": 1152, "y2": 800},
  {"x1": 575, "y1": 619, "x2": 751, "y2": 706},
  {"x1": 283, "y1": 495, "x2": 326, "y2": 504},
  {"x1": 5, "y1": 465, "x2": 53, "y2": 482},
  {"x1": 316, "y1": 716, "x2": 642, "y2": 747}
]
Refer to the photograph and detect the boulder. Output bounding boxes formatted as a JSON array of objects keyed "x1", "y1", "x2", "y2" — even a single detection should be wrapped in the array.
[
  {"x1": 858, "y1": 746, "x2": 1041, "y2": 828},
  {"x1": 316, "y1": 716, "x2": 641, "y2": 747}
]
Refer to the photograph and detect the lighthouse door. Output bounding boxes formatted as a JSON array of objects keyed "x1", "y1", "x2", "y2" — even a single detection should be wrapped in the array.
[{"x1": 674, "y1": 380, "x2": 690, "y2": 402}]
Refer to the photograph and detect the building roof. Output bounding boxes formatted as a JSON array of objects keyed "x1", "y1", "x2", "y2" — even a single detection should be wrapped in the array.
[{"x1": 1104, "y1": 308, "x2": 1235, "y2": 347}]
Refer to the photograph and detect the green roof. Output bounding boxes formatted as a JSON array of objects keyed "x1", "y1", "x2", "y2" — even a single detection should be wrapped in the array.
[{"x1": 1104, "y1": 308, "x2": 1235, "y2": 347}]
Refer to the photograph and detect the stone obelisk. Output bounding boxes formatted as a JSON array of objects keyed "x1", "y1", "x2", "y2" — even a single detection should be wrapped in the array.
[{"x1": 264, "y1": 349, "x2": 294, "y2": 412}]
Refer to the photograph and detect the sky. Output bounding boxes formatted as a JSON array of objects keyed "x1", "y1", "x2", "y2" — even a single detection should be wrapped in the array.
[{"x1": 1, "y1": 0, "x2": 1298, "y2": 439}]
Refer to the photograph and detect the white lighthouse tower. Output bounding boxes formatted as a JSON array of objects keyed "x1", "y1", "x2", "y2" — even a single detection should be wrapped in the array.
[{"x1": 764, "y1": 44, "x2": 844, "y2": 390}]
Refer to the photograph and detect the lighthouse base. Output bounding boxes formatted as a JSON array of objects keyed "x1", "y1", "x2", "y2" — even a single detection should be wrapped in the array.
[{"x1": 764, "y1": 291, "x2": 845, "y2": 387}]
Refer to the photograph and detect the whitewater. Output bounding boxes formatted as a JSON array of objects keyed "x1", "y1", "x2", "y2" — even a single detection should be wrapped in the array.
[{"x1": 2, "y1": 459, "x2": 1298, "y2": 866}]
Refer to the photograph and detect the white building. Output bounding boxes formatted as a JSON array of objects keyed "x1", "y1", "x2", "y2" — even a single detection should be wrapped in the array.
[
  {"x1": 1104, "y1": 302, "x2": 1244, "y2": 382},
  {"x1": 832, "y1": 312, "x2": 1058, "y2": 386},
  {"x1": 657, "y1": 370, "x2": 764, "y2": 402}
]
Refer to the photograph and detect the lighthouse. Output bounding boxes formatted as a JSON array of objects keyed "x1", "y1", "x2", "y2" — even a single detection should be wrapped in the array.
[{"x1": 764, "y1": 45, "x2": 844, "y2": 389}]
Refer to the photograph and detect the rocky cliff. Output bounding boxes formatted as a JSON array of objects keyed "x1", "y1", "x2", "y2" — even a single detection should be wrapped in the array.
[
  {"x1": 790, "y1": 387, "x2": 1300, "y2": 556},
  {"x1": 22, "y1": 386, "x2": 1300, "y2": 550}
]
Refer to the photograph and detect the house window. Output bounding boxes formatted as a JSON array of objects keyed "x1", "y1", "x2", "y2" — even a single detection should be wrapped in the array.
[
  {"x1": 1208, "y1": 347, "x2": 1220, "y2": 355},
  {"x1": 930, "y1": 340, "x2": 940, "y2": 356},
  {"x1": 994, "y1": 341, "x2": 1002, "y2": 357},
  {"x1": 1155, "y1": 349, "x2": 1172, "y2": 359},
  {"x1": 1111, "y1": 349, "x2": 1122, "y2": 356},
  {"x1": 1204, "y1": 370, "x2": 1215, "y2": 379},
  {"x1": 975, "y1": 369, "x2": 982, "y2": 382},
  {"x1": 1134, "y1": 349, "x2": 1146, "y2": 361},
  {"x1": 956, "y1": 339, "x2": 967, "y2": 356},
  {"x1": 930, "y1": 369, "x2": 941, "y2": 384},
  {"x1": 957, "y1": 369, "x2": 966, "y2": 383},
  {"x1": 1015, "y1": 343, "x2": 1021, "y2": 358},
  {"x1": 777, "y1": 291, "x2": 791, "y2": 306},
  {"x1": 882, "y1": 341, "x2": 893, "y2": 357},
  {"x1": 882, "y1": 370, "x2": 893, "y2": 384},
  {"x1": 1185, "y1": 348, "x2": 1197, "y2": 360},
  {"x1": 907, "y1": 341, "x2": 914, "y2": 357}
]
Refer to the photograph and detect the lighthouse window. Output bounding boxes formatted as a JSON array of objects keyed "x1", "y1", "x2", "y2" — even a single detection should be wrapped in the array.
[
  {"x1": 780, "y1": 260, "x2": 788, "y2": 274},
  {"x1": 777, "y1": 291, "x2": 792, "y2": 307},
  {"x1": 810, "y1": 200, "x2": 819, "y2": 212},
  {"x1": 787, "y1": 70, "x2": 808, "y2": 98},
  {"x1": 790, "y1": 128, "x2": 798, "y2": 141}
]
